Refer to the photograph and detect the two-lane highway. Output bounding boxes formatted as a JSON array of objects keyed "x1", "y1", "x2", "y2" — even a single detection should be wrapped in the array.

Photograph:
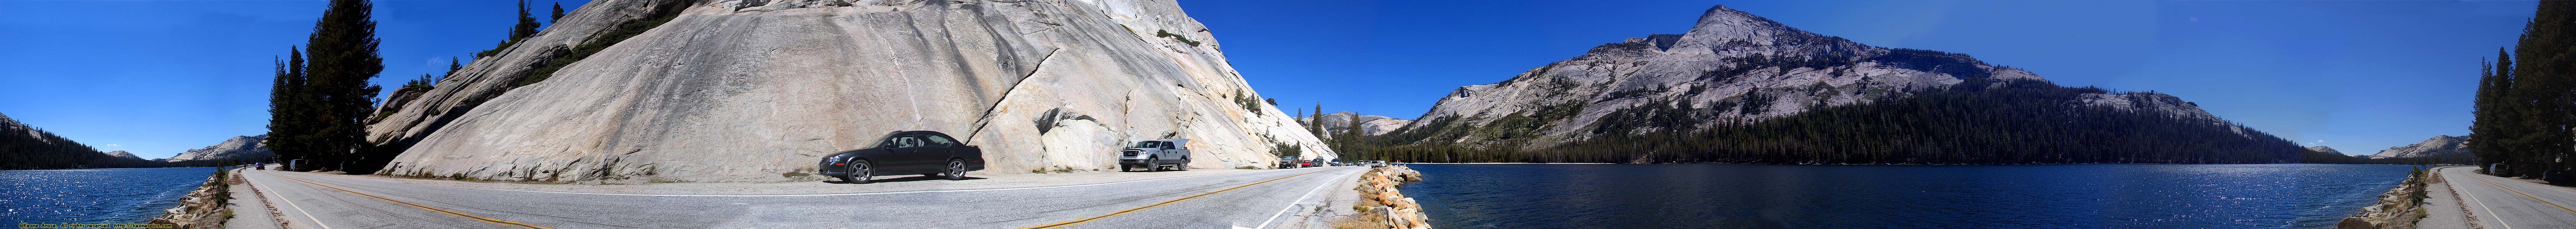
[
  {"x1": 241, "y1": 166, "x2": 1368, "y2": 229},
  {"x1": 2438, "y1": 166, "x2": 2576, "y2": 229}
]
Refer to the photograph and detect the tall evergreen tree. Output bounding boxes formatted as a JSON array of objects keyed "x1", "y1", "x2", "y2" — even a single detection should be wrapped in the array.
[
  {"x1": 447, "y1": 57, "x2": 461, "y2": 77},
  {"x1": 1310, "y1": 103, "x2": 1324, "y2": 137},
  {"x1": 551, "y1": 2, "x2": 566, "y2": 21},
  {"x1": 270, "y1": 0, "x2": 385, "y2": 172},
  {"x1": 2507, "y1": 1, "x2": 2574, "y2": 179},
  {"x1": 267, "y1": 49, "x2": 308, "y2": 167},
  {"x1": 2470, "y1": 53, "x2": 2512, "y2": 169},
  {"x1": 512, "y1": 0, "x2": 540, "y2": 40},
  {"x1": 2472, "y1": 1, "x2": 2576, "y2": 181}
]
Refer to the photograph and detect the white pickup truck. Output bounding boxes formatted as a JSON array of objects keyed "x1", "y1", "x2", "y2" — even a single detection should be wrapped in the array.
[{"x1": 1118, "y1": 139, "x2": 1191, "y2": 172}]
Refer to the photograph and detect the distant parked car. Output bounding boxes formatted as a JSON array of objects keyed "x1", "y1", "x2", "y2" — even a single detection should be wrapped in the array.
[
  {"x1": 1278, "y1": 156, "x2": 1300, "y2": 169},
  {"x1": 1300, "y1": 160, "x2": 1317, "y2": 168},
  {"x1": 1119, "y1": 139, "x2": 1192, "y2": 172},
  {"x1": 818, "y1": 131, "x2": 987, "y2": 184}
]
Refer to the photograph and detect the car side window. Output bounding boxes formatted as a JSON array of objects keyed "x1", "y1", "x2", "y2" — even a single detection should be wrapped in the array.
[
  {"x1": 887, "y1": 135, "x2": 922, "y2": 148},
  {"x1": 924, "y1": 135, "x2": 957, "y2": 147}
]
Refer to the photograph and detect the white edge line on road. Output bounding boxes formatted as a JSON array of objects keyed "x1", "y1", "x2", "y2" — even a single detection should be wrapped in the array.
[
  {"x1": 253, "y1": 170, "x2": 336, "y2": 229},
  {"x1": 304, "y1": 167, "x2": 1293, "y2": 197},
  {"x1": 1256, "y1": 167, "x2": 1364, "y2": 229},
  {"x1": 2451, "y1": 167, "x2": 2512, "y2": 229}
]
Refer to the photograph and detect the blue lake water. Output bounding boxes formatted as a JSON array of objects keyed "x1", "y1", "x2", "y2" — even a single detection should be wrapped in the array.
[
  {"x1": 1399, "y1": 164, "x2": 2421, "y2": 229},
  {"x1": 0, "y1": 167, "x2": 218, "y2": 224}
]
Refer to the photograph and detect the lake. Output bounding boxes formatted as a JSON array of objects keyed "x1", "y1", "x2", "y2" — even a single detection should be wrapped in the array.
[
  {"x1": 0, "y1": 167, "x2": 218, "y2": 224},
  {"x1": 1399, "y1": 163, "x2": 2421, "y2": 229}
]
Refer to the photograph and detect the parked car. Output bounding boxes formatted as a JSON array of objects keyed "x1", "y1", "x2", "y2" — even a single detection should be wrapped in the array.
[
  {"x1": 1299, "y1": 160, "x2": 1316, "y2": 168},
  {"x1": 1370, "y1": 160, "x2": 1387, "y2": 168},
  {"x1": 818, "y1": 131, "x2": 987, "y2": 184},
  {"x1": 1119, "y1": 139, "x2": 1192, "y2": 172},
  {"x1": 1278, "y1": 156, "x2": 1300, "y2": 168}
]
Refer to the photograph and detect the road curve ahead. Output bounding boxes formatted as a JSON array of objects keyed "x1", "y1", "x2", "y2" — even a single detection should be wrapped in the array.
[
  {"x1": 241, "y1": 166, "x2": 1369, "y2": 229},
  {"x1": 2438, "y1": 166, "x2": 2576, "y2": 229}
]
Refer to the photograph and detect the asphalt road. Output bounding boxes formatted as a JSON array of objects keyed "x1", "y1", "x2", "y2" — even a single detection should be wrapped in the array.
[
  {"x1": 2438, "y1": 166, "x2": 2576, "y2": 229},
  {"x1": 240, "y1": 165, "x2": 1368, "y2": 229}
]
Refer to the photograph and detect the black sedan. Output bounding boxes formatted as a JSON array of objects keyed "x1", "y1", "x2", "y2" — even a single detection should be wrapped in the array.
[{"x1": 819, "y1": 131, "x2": 987, "y2": 184}]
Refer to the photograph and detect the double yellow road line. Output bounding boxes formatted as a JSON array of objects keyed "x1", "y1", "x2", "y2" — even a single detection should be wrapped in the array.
[
  {"x1": 268, "y1": 172, "x2": 553, "y2": 229},
  {"x1": 1019, "y1": 168, "x2": 1341, "y2": 229},
  {"x1": 2462, "y1": 169, "x2": 2576, "y2": 215}
]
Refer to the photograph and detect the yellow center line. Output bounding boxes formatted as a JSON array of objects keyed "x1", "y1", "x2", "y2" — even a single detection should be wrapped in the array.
[
  {"x1": 1020, "y1": 168, "x2": 1342, "y2": 229},
  {"x1": 269, "y1": 173, "x2": 553, "y2": 229},
  {"x1": 2467, "y1": 171, "x2": 2576, "y2": 216}
]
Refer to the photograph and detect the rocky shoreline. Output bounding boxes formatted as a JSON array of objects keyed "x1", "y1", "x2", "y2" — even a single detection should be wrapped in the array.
[
  {"x1": 149, "y1": 167, "x2": 234, "y2": 229},
  {"x1": 1333, "y1": 165, "x2": 1434, "y2": 229},
  {"x1": 2339, "y1": 166, "x2": 2435, "y2": 229}
]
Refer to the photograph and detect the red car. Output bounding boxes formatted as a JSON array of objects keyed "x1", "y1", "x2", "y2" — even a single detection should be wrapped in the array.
[{"x1": 1299, "y1": 161, "x2": 1316, "y2": 168}]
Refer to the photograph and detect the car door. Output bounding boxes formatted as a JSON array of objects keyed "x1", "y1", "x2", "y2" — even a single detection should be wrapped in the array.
[
  {"x1": 919, "y1": 134, "x2": 960, "y2": 164},
  {"x1": 1156, "y1": 143, "x2": 1180, "y2": 164},
  {"x1": 884, "y1": 134, "x2": 928, "y2": 171}
]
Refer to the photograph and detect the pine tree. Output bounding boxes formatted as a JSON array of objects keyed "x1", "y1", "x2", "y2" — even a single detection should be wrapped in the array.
[
  {"x1": 2470, "y1": 53, "x2": 2511, "y2": 169},
  {"x1": 2500, "y1": 1, "x2": 2575, "y2": 179},
  {"x1": 273, "y1": 0, "x2": 385, "y2": 172},
  {"x1": 550, "y1": 2, "x2": 565, "y2": 21},
  {"x1": 1310, "y1": 103, "x2": 1324, "y2": 137},
  {"x1": 512, "y1": 0, "x2": 540, "y2": 40},
  {"x1": 267, "y1": 48, "x2": 308, "y2": 169},
  {"x1": 446, "y1": 57, "x2": 461, "y2": 77}
]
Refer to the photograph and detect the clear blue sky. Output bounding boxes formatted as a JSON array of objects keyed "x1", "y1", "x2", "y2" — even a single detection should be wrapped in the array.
[
  {"x1": 0, "y1": 0, "x2": 588, "y2": 159},
  {"x1": 1183, "y1": 0, "x2": 2538, "y2": 156},
  {"x1": 0, "y1": 0, "x2": 2535, "y2": 158}
]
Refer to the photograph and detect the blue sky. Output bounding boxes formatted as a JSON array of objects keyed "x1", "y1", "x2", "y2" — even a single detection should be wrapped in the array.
[
  {"x1": 0, "y1": 0, "x2": 2535, "y2": 158},
  {"x1": 0, "y1": 0, "x2": 588, "y2": 159},
  {"x1": 1184, "y1": 0, "x2": 2537, "y2": 156}
]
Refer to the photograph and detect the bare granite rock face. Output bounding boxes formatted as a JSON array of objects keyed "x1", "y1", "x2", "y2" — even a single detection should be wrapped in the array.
[
  {"x1": 2370, "y1": 135, "x2": 2471, "y2": 159},
  {"x1": 2308, "y1": 146, "x2": 2344, "y2": 155},
  {"x1": 1399, "y1": 5, "x2": 2243, "y2": 150},
  {"x1": 105, "y1": 150, "x2": 140, "y2": 160},
  {"x1": 371, "y1": 0, "x2": 1334, "y2": 182},
  {"x1": 162, "y1": 135, "x2": 273, "y2": 162},
  {"x1": 1301, "y1": 111, "x2": 1413, "y2": 136}
]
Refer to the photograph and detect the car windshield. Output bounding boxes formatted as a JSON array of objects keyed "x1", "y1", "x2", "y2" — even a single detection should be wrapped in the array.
[{"x1": 1130, "y1": 141, "x2": 1162, "y2": 148}]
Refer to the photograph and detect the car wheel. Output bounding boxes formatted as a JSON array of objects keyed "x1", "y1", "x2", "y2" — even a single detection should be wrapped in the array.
[
  {"x1": 1120, "y1": 164, "x2": 1132, "y2": 172},
  {"x1": 944, "y1": 159, "x2": 969, "y2": 181},
  {"x1": 1147, "y1": 157, "x2": 1164, "y2": 172},
  {"x1": 1176, "y1": 163, "x2": 1188, "y2": 171},
  {"x1": 847, "y1": 160, "x2": 873, "y2": 184}
]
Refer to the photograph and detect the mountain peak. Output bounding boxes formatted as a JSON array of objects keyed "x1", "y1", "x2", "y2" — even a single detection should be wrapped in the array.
[
  {"x1": 2369, "y1": 135, "x2": 2472, "y2": 159},
  {"x1": 105, "y1": 150, "x2": 140, "y2": 160},
  {"x1": 2307, "y1": 146, "x2": 2342, "y2": 155}
]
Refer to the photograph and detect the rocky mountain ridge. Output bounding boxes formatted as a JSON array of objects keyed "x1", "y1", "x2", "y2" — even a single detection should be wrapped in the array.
[
  {"x1": 1396, "y1": 5, "x2": 2242, "y2": 150},
  {"x1": 105, "y1": 150, "x2": 140, "y2": 160},
  {"x1": 1300, "y1": 111, "x2": 1412, "y2": 136},
  {"x1": 162, "y1": 135, "x2": 273, "y2": 162},
  {"x1": 2369, "y1": 135, "x2": 2472, "y2": 159},
  {"x1": 2308, "y1": 146, "x2": 2344, "y2": 155},
  {"x1": 366, "y1": 0, "x2": 1334, "y2": 182}
]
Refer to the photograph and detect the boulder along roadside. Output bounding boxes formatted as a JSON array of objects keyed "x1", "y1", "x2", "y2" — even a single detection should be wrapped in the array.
[
  {"x1": 2339, "y1": 166, "x2": 2437, "y2": 229},
  {"x1": 149, "y1": 167, "x2": 237, "y2": 229},
  {"x1": 1330, "y1": 165, "x2": 1432, "y2": 229}
]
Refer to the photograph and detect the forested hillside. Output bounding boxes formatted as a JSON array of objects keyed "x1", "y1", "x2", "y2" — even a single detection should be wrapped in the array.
[
  {"x1": 0, "y1": 113, "x2": 222, "y2": 169},
  {"x1": 1354, "y1": 78, "x2": 2305, "y2": 164}
]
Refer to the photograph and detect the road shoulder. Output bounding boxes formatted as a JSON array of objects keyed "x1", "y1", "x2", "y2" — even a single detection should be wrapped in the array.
[
  {"x1": 223, "y1": 167, "x2": 286, "y2": 229},
  {"x1": 2420, "y1": 166, "x2": 2477, "y2": 229}
]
